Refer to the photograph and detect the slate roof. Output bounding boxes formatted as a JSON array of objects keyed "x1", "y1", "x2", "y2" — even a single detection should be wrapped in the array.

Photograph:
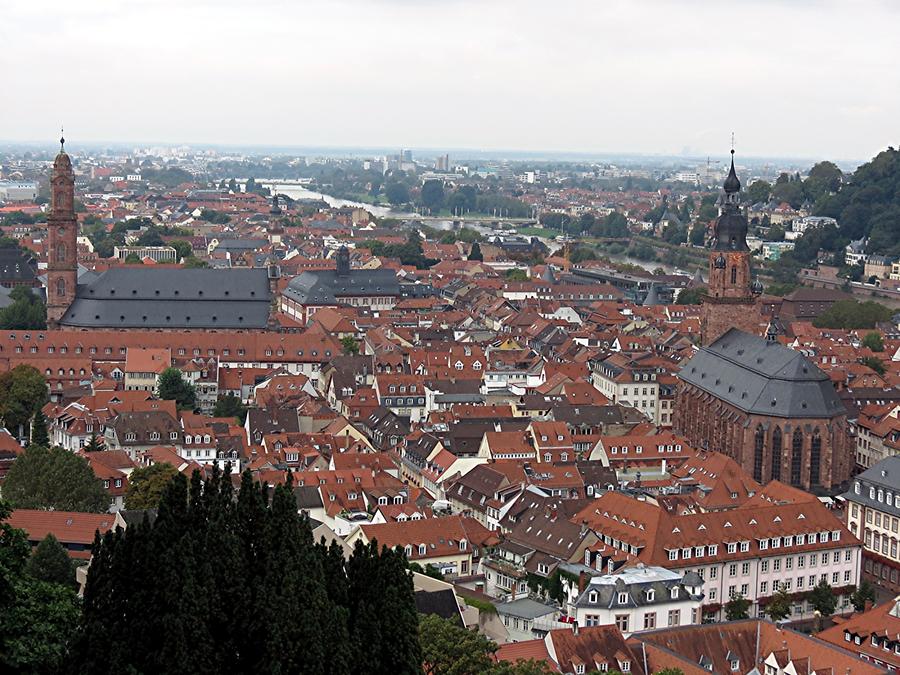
[
  {"x1": 571, "y1": 565, "x2": 701, "y2": 610},
  {"x1": 677, "y1": 328, "x2": 845, "y2": 419},
  {"x1": 414, "y1": 589, "x2": 463, "y2": 624},
  {"x1": 283, "y1": 268, "x2": 399, "y2": 305},
  {"x1": 843, "y1": 455, "x2": 900, "y2": 513},
  {"x1": 0, "y1": 248, "x2": 37, "y2": 284},
  {"x1": 60, "y1": 267, "x2": 271, "y2": 329}
]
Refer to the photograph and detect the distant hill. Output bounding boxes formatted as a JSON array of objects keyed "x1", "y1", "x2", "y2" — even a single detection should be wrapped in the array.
[{"x1": 816, "y1": 147, "x2": 900, "y2": 256}]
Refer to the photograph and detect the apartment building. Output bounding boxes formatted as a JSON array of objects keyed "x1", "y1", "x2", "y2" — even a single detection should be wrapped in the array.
[
  {"x1": 576, "y1": 491, "x2": 862, "y2": 622},
  {"x1": 844, "y1": 456, "x2": 900, "y2": 593}
]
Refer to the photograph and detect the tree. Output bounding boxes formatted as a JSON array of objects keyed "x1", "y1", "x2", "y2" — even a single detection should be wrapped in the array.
[
  {"x1": 125, "y1": 463, "x2": 178, "y2": 510},
  {"x1": 850, "y1": 580, "x2": 877, "y2": 611},
  {"x1": 0, "y1": 286, "x2": 47, "y2": 330},
  {"x1": 157, "y1": 368, "x2": 197, "y2": 411},
  {"x1": 0, "y1": 365, "x2": 48, "y2": 436},
  {"x1": 468, "y1": 241, "x2": 483, "y2": 261},
  {"x1": 0, "y1": 575, "x2": 80, "y2": 673},
  {"x1": 340, "y1": 336, "x2": 360, "y2": 355},
  {"x1": 419, "y1": 614, "x2": 496, "y2": 675},
  {"x1": 30, "y1": 410, "x2": 49, "y2": 448},
  {"x1": 3, "y1": 445, "x2": 109, "y2": 512},
  {"x1": 766, "y1": 583, "x2": 792, "y2": 621},
  {"x1": 814, "y1": 299, "x2": 893, "y2": 329},
  {"x1": 84, "y1": 432, "x2": 104, "y2": 453},
  {"x1": 746, "y1": 179, "x2": 772, "y2": 204},
  {"x1": 212, "y1": 394, "x2": 246, "y2": 422},
  {"x1": 505, "y1": 269, "x2": 528, "y2": 281},
  {"x1": 385, "y1": 182, "x2": 410, "y2": 205},
  {"x1": 170, "y1": 240, "x2": 194, "y2": 260},
  {"x1": 677, "y1": 287, "x2": 705, "y2": 305},
  {"x1": 862, "y1": 331, "x2": 885, "y2": 352},
  {"x1": 123, "y1": 253, "x2": 143, "y2": 264},
  {"x1": 809, "y1": 579, "x2": 837, "y2": 617},
  {"x1": 862, "y1": 356, "x2": 886, "y2": 376},
  {"x1": 689, "y1": 223, "x2": 707, "y2": 246},
  {"x1": 26, "y1": 534, "x2": 76, "y2": 587},
  {"x1": 1, "y1": 501, "x2": 79, "y2": 672},
  {"x1": 767, "y1": 223, "x2": 785, "y2": 241},
  {"x1": 725, "y1": 593, "x2": 751, "y2": 621},
  {"x1": 421, "y1": 180, "x2": 445, "y2": 212},
  {"x1": 76, "y1": 468, "x2": 420, "y2": 674}
]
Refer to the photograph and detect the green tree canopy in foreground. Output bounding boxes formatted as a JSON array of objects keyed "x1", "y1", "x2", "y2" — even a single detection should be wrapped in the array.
[
  {"x1": 3, "y1": 445, "x2": 109, "y2": 512},
  {"x1": 25, "y1": 533, "x2": 76, "y2": 588},
  {"x1": 77, "y1": 469, "x2": 422, "y2": 674},
  {"x1": 813, "y1": 299, "x2": 892, "y2": 329},
  {"x1": 0, "y1": 500, "x2": 80, "y2": 673}
]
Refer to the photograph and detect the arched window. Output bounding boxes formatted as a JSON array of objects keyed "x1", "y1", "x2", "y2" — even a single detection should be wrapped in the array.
[
  {"x1": 731, "y1": 265, "x2": 737, "y2": 284},
  {"x1": 56, "y1": 242, "x2": 66, "y2": 263},
  {"x1": 810, "y1": 431, "x2": 822, "y2": 487},
  {"x1": 791, "y1": 429, "x2": 803, "y2": 486},
  {"x1": 771, "y1": 427, "x2": 782, "y2": 482},
  {"x1": 56, "y1": 277, "x2": 66, "y2": 297},
  {"x1": 753, "y1": 426, "x2": 764, "y2": 482}
]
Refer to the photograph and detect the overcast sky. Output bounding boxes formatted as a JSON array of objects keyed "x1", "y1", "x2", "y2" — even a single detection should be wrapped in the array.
[{"x1": 2, "y1": 0, "x2": 897, "y2": 161}]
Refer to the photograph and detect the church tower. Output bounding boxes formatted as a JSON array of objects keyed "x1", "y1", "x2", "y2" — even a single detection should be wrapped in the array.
[
  {"x1": 46, "y1": 134, "x2": 78, "y2": 327},
  {"x1": 700, "y1": 150, "x2": 762, "y2": 345}
]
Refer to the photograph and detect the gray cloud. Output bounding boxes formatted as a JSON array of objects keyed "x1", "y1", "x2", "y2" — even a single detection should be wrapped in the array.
[{"x1": 1, "y1": 0, "x2": 897, "y2": 160}]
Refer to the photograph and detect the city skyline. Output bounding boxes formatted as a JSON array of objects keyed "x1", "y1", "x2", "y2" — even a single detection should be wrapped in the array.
[{"x1": 1, "y1": 0, "x2": 897, "y2": 160}]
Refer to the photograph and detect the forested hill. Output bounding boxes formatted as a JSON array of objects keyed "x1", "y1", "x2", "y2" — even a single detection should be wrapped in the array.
[{"x1": 816, "y1": 147, "x2": 900, "y2": 256}]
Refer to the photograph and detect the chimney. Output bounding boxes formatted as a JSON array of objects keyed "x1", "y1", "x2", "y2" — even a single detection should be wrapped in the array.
[
  {"x1": 578, "y1": 571, "x2": 588, "y2": 594},
  {"x1": 573, "y1": 622, "x2": 579, "y2": 636}
]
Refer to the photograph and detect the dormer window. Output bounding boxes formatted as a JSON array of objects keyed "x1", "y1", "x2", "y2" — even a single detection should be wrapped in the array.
[
  {"x1": 618, "y1": 591, "x2": 628, "y2": 604},
  {"x1": 671, "y1": 587, "x2": 679, "y2": 599},
  {"x1": 404, "y1": 545, "x2": 412, "y2": 556},
  {"x1": 646, "y1": 589, "x2": 655, "y2": 602},
  {"x1": 575, "y1": 665, "x2": 585, "y2": 675},
  {"x1": 378, "y1": 496, "x2": 388, "y2": 505},
  {"x1": 418, "y1": 544, "x2": 427, "y2": 556},
  {"x1": 588, "y1": 591, "x2": 598, "y2": 603},
  {"x1": 730, "y1": 660, "x2": 740, "y2": 671},
  {"x1": 459, "y1": 539, "x2": 467, "y2": 551}
]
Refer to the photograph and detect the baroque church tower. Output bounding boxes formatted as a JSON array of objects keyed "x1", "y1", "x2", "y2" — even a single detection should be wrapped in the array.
[
  {"x1": 46, "y1": 134, "x2": 78, "y2": 327},
  {"x1": 700, "y1": 150, "x2": 762, "y2": 346}
]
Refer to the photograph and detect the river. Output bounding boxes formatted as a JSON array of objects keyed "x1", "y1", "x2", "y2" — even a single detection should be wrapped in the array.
[
  {"x1": 270, "y1": 185, "x2": 687, "y2": 277},
  {"x1": 268, "y1": 184, "x2": 410, "y2": 218}
]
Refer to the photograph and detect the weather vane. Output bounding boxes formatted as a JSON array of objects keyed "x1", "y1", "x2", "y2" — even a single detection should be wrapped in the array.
[
  {"x1": 60, "y1": 126, "x2": 65, "y2": 151},
  {"x1": 731, "y1": 132, "x2": 735, "y2": 155}
]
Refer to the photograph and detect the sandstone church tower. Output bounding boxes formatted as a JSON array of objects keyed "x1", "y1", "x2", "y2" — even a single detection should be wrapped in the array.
[
  {"x1": 46, "y1": 134, "x2": 78, "y2": 327},
  {"x1": 700, "y1": 150, "x2": 762, "y2": 345}
]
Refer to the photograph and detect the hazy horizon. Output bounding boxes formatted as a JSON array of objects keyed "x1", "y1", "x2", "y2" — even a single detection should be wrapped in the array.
[{"x1": 2, "y1": 0, "x2": 898, "y2": 162}]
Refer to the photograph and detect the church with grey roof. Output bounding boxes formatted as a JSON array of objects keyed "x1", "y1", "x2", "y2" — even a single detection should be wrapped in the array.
[
  {"x1": 674, "y1": 326, "x2": 851, "y2": 492},
  {"x1": 45, "y1": 137, "x2": 273, "y2": 330}
]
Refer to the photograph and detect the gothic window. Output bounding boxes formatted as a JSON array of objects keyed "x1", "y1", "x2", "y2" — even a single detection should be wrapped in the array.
[
  {"x1": 771, "y1": 427, "x2": 782, "y2": 482},
  {"x1": 791, "y1": 429, "x2": 803, "y2": 486},
  {"x1": 810, "y1": 432, "x2": 822, "y2": 487},
  {"x1": 56, "y1": 278, "x2": 66, "y2": 297},
  {"x1": 731, "y1": 265, "x2": 737, "y2": 284},
  {"x1": 56, "y1": 242, "x2": 66, "y2": 263},
  {"x1": 753, "y1": 426, "x2": 764, "y2": 482}
]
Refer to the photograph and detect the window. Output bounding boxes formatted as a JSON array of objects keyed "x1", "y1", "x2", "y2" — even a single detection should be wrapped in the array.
[
  {"x1": 727, "y1": 543, "x2": 737, "y2": 554},
  {"x1": 730, "y1": 660, "x2": 740, "y2": 672},
  {"x1": 621, "y1": 662, "x2": 631, "y2": 672},
  {"x1": 741, "y1": 562, "x2": 750, "y2": 575},
  {"x1": 671, "y1": 587, "x2": 679, "y2": 599},
  {"x1": 614, "y1": 615, "x2": 629, "y2": 632},
  {"x1": 618, "y1": 592, "x2": 628, "y2": 604},
  {"x1": 667, "y1": 609, "x2": 680, "y2": 627},
  {"x1": 728, "y1": 563, "x2": 737, "y2": 577},
  {"x1": 575, "y1": 666, "x2": 585, "y2": 675},
  {"x1": 760, "y1": 581, "x2": 768, "y2": 594},
  {"x1": 643, "y1": 612, "x2": 656, "y2": 630},
  {"x1": 418, "y1": 544, "x2": 426, "y2": 556},
  {"x1": 761, "y1": 560, "x2": 769, "y2": 573}
]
